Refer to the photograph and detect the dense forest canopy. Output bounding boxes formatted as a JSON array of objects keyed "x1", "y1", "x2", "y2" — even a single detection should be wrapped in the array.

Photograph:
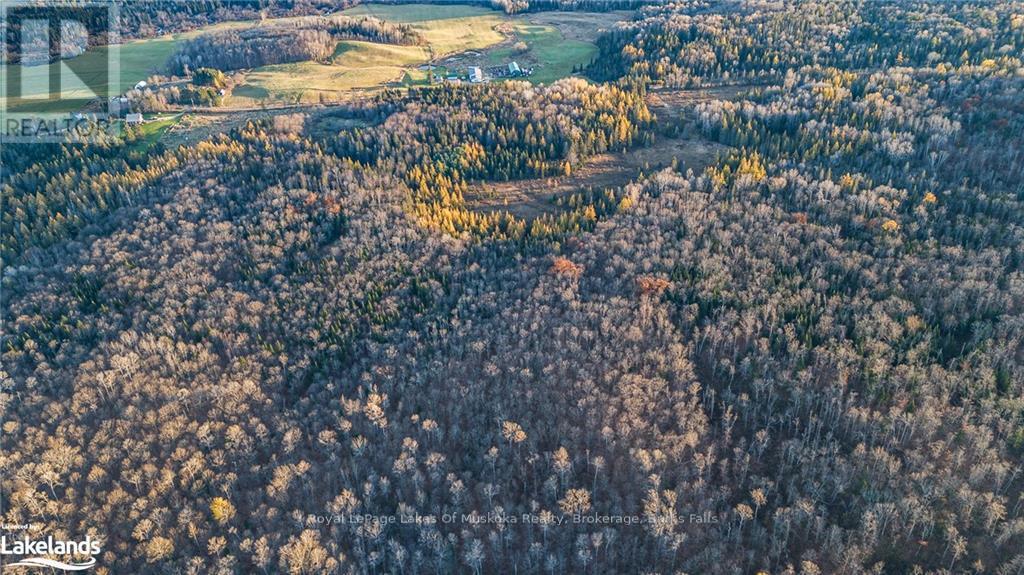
[{"x1": 3, "y1": 1, "x2": 1024, "y2": 574}]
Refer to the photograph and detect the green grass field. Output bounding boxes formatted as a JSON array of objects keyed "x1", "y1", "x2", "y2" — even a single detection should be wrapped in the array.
[
  {"x1": 124, "y1": 114, "x2": 181, "y2": 152},
  {"x1": 331, "y1": 41, "x2": 428, "y2": 67},
  {"x1": 230, "y1": 60, "x2": 406, "y2": 105},
  {"x1": 1, "y1": 38, "x2": 177, "y2": 113},
  {"x1": 488, "y1": 23, "x2": 598, "y2": 84}
]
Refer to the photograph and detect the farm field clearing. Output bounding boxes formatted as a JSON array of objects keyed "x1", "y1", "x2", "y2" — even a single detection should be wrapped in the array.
[
  {"x1": 232, "y1": 3, "x2": 601, "y2": 104},
  {"x1": 342, "y1": 4, "x2": 506, "y2": 56},
  {"x1": 1, "y1": 40, "x2": 174, "y2": 113},
  {"x1": 485, "y1": 22, "x2": 595, "y2": 84},
  {"x1": 512, "y1": 11, "x2": 630, "y2": 83},
  {"x1": 228, "y1": 5, "x2": 507, "y2": 104},
  {"x1": 2, "y1": 4, "x2": 623, "y2": 112},
  {"x1": 445, "y1": 10, "x2": 628, "y2": 85},
  {"x1": 227, "y1": 41, "x2": 429, "y2": 106}
]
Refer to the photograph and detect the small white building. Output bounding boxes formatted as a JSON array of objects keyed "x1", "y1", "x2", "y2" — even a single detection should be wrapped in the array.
[
  {"x1": 508, "y1": 61, "x2": 521, "y2": 76},
  {"x1": 134, "y1": 80, "x2": 148, "y2": 91},
  {"x1": 468, "y1": 67, "x2": 483, "y2": 83},
  {"x1": 125, "y1": 113, "x2": 144, "y2": 126}
]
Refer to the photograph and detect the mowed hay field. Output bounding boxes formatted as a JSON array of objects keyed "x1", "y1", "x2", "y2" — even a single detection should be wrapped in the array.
[
  {"x1": 490, "y1": 11, "x2": 629, "y2": 84},
  {"x1": 228, "y1": 41, "x2": 430, "y2": 105},
  {"x1": 444, "y1": 9, "x2": 627, "y2": 86},
  {"x1": 341, "y1": 4, "x2": 506, "y2": 56},
  {"x1": 231, "y1": 4, "x2": 506, "y2": 104}
]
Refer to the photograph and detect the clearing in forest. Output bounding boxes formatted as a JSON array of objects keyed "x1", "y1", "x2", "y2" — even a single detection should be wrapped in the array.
[
  {"x1": 466, "y1": 85, "x2": 748, "y2": 218},
  {"x1": 466, "y1": 136, "x2": 730, "y2": 219},
  {"x1": 646, "y1": 84, "x2": 758, "y2": 122}
]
